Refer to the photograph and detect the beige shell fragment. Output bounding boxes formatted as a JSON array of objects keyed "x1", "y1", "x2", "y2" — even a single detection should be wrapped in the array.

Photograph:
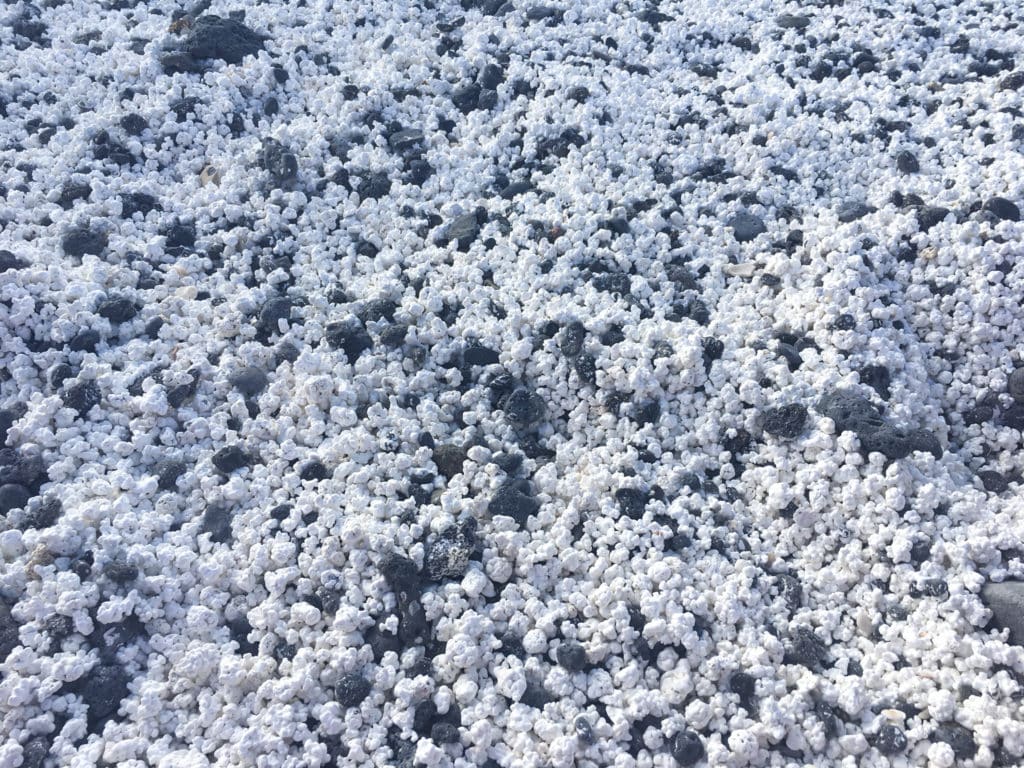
[
  {"x1": 200, "y1": 165, "x2": 222, "y2": 186},
  {"x1": 724, "y1": 262, "x2": 758, "y2": 278}
]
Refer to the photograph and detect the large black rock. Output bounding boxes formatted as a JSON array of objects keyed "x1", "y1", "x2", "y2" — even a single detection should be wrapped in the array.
[{"x1": 183, "y1": 16, "x2": 266, "y2": 64}]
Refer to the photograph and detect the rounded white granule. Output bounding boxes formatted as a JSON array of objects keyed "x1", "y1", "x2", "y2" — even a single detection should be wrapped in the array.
[{"x1": 927, "y1": 741, "x2": 956, "y2": 768}]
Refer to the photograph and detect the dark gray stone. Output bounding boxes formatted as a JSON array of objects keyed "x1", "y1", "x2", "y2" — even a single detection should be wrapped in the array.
[
  {"x1": 727, "y1": 211, "x2": 766, "y2": 242},
  {"x1": 837, "y1": 201, "x2": 873, "y2": 223},
  {"x1": 229, "y1": 366, "x2": 268, "y2": 396},
  {"x1": 388, "y1": 128, "x2": 424, "y2": 152},
  {"x1": 261, "y1": 139, "x2": 298, "y2": 189},
  {"x1": 904, "y1": 428, "x2": 942, "y2": 458},
  {"x1": 488, "y1": 479, "x2": 540, "y2": 526},
  {"x1": 0, "y1": 483, "x2": 31, "y2": 514},
  {"x1": 445, "y1": 213, "x2": 480, "y2": 246},
  {"x1": 336, "y1": 673, "x2": 372, "y2": 707},
  {"x1": 896, "y1": 150, "x2": 919, "y2": 174},
  {"x1": 555, "y1": 640, "x2": 587, "y2": 672},
  {"x1": 0, "y1": 250, "x2": 28, "y2": 272},
  {"x1": 258, "y1": 297, "x2": 292, "y2": 335},
  {"x1": 501, "y1": 387, "x2": 546, "y2": 429},
  {"x1": 615, "y1": 487, "x2": 648, "y2": 519},
  {"x1": 183, "y1": 15, "x2": 266, "y2": 64},
  {"x1": 433, "y1": 444, "x2": 466, "y2": 480},
  {"x1": 201, "y1": 504, "x2": 233, "y2": 543},
  {"x1": 1008, "y1": 368, "x2": 1024, "y2": 403},
  {"x1": 211, "y1": 445, "x2": 250, "y2": 473},
  {"x1": 762, "y1": 404, "x2": 808, "y2": 439},
  {"x1": 817, "y1": 389, "x2": 884, "y2": 435},
  {"x1": 932, "y1": 723, "x2": 977, "y2": 760},
  {"x1": 982, "y1": 581, "x2": 1024, "y2": 645},
  {"x1": 0, "y1": 602, "x2": 18, "y2": 662},
  {"x1": 784, "y1": 627, "x2": 829, "y2": 668},
  {"x1": 425, "y1": 528, "x2": 472, "y2": 581},
  {"x1": 97, "y1": 297, "x2": 138, "y2": 324},
  {"x1": 62, "y1": 227, "x2": 108, "y2": 258},
  {"x1": 776, "y1": 14, "x2": 810, "y2": 29},
  {"x1": 859, "y1": 425, "x2": 913, "y2": 460},
  {"x1": 63, "y1": 381, "x2": 101, "y2": 417},
  {"x1": 560, "y1": 321, "x2": 586, "y2": 358},
  {"x1": 917, "y1": 206, "x2": 950, "y2": 231},
  {"x1": 78, "y1": 663, "x2": 131, "y2": 723},
  {"x1": 325, "y1": 321, "x2": 372, "y2": 362},
  {"x1": 155, "y1": 459, "x2": 186, "y2": 491},
  {"x1": 983, "y1": 197, "x2": 1020, "y2": 222}
]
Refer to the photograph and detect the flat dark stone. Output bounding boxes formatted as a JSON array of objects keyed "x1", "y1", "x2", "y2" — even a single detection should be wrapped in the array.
[
  {"x1": 97, "y1": 297, "x2": 138, "y2": 324},
  {"x1": 229, "y1": 367, "x2": 268, "y2": 396},
  {"x1": 896, "y1": 150, "x2": 919, "y2": 174},
  {"x1": 201, "y1": 504, "x2": 233, "y2": 543},
  {"x1": 499, "y1": 180, "x2": 533, "y2": 199},
  {"x1": 479, "y1": 63, "x2": 505, "y2": 89},
  {"x1": 121, "y1": 192, "x2": 160, "y2": 218},
  {"x1": 1000, "y1": 71, "x2": 1024, "y2": 91},
  {"x1": 433, "y1": 444, "x2": 466, "y2": 480},
  {"x1": 62, "y1": 227, "x2": 107, "y2": 258},
  {"x1": 388, "y1": 128, "x2": 424, "y2": 151},
  {"x1": 776, "y1": 14, "x2": 810, "y2": 29},
  {"x1": 615, "y1": 487, "x2": 648, "y2": 519},
  {"x1": 211, "y1": 445, "x2": 250, "y2": 473},
  {"x1": 0, "y1": 250, "x2": 28, "y2": 272},
  {"x1": 727, "y1": 211, "x2": 766, "y2": 242},
  {"x1": 464, "y1": 344, "x2": 499, "y2": 365},
  {"x1": 325, "y1": 321, "x2": 373, "y2": 362},
  {"x1": 817, "y1": 389, "x2": 884, "y2": 435},
  {"x1": 932, "y1": 724, "x2": 977, "y2": 760},
  {"x1": 258, "y1": 297, "x2": 293, "y2": 335},
  {"x1": 445, "y1": 213, "x2": 480, "y2": 246},
  {"x1": 452, "y1": 83, "x2": 482, "y2": 113},
  {"x1": 182, "y1": 15, "x2": 266, "y2": 64},
  {"x1": 983, "y1": 197, "x2": 1020, "y2": 222},
  {"x1": 784, "y1": 627, "x2": 829, "y2": 668},
  {"x1": 358, "y1": 299, "x2": 398, "y2": 323},
  {"x1": 63, "y1": 381, "x2": 101, "y2": 416},
  {"x1": 76, "y1": 663, "x2": 131, "y2": 724},
  {"x1": 762, "y1": 404, "x2": 808, "y2": 438},
  {"x1": 488, "y1": 479, "x2": 540, "y2": 526},
  {"x1": 837, "y1": 201, "x2": 874, "y2": 222},
  {"x1": 859, "y1": 425, "x2": 913, "y2": 459},
  {"x1": 978, "y1": 470, "x2": 1009, "y2": 493},
  {"x1": 0, "y1": 483, "x2": 30, "y2": 514},
  {"x1": 555, "y1": 641, "x2": 587, "y2": 672},
  {"x1": 261, "y1": 139, "x2": 298, "y2": 189},
  {"x1": 917, "y1": 206, "x2": 950, "y2": 231},
  {"x1": 155, "y1": 459, "x2": 186, "y2": 491},
  {"x1": 981, "y1": 580, "x2": 1024, "y2": 645}
]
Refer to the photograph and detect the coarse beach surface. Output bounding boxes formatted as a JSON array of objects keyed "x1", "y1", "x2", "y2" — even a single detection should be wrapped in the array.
[{"x1": 1, "y1": 0, "x2": 1024, "y2": 766}]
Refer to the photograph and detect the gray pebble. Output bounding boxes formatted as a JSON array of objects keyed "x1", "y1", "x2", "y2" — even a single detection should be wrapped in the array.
[
  {"x1": 727, "y1": 211, "x2": 766, "y2": 243},
  {"x1": 981, "y1": 581, "x2": 1024, "y2": 645},
  {"x1": 1009, "y1": 368, "x2": 1024, "y2": 403},
  {"x1": 229, "y1": 366, "x2": 268, "y2": 396}
]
